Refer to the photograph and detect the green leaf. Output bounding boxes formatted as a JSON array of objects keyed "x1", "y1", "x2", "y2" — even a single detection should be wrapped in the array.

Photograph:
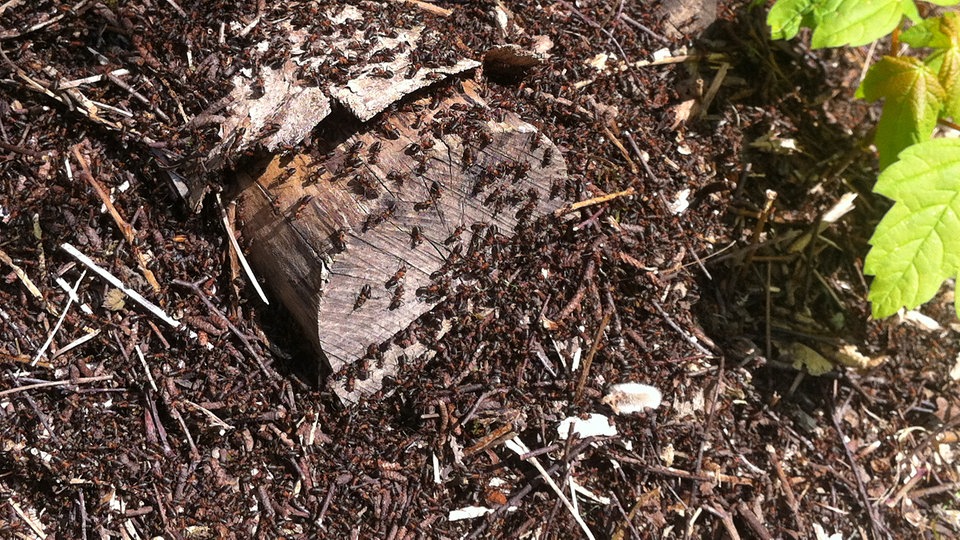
[
  {"x1": 900, "y1": 19, "x2": 939, "y2": 49},
  {"x1": 864, "y1": 139, "x2": 960, "y2": 318},
  {"x1": 767, "y1": 0, "x2": 805, "y2": 40},
  {"x1": 859, "y1": 55, "x2": 945, "y2": 169},
  {"x1": 810, "y1": 0, "x2": 911, "y2": 48},
  {"x1": 768, "y1": 0, "x2": 817, "y2": 40},
  {"x1": 929, "y1": 13, "x2": 960, "y2": 119}
]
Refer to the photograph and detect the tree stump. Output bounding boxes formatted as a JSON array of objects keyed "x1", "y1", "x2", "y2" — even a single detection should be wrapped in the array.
[{"x1": 233, "y1": 80, "x2": 567, "y2": 398}]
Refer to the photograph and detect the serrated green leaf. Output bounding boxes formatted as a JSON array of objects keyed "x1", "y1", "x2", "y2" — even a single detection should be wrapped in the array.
[
  {"x1": 864, "y1": 139, "x2": 960, "y2": 318},
  {"x1": 810, "y1": 0, "x2": 910, "y2": 48},
  {"x1": 937, "y1": 47, "x2": 960, "y2": 119},
  {"x1": 930, "y1": 13, "x2": 960, "y2": 119},
  {"x1": 768, "y1": 0, "x2": 817, "y2": 39},
  {"x1": 859, "y1": 55, "x2": 945, "y2": 168}
]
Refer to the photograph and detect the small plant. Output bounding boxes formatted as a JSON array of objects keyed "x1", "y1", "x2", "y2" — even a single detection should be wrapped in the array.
[{"x1": 767, "y1": 1, "x2": 960, "y2": 318}]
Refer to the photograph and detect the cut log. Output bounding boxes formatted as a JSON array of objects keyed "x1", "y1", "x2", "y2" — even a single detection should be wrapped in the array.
[{"x1": 233, "y1": 81, "x2": 567, "y2": 397}]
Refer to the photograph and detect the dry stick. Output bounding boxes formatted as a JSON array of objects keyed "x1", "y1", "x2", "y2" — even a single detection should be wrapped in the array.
[
  {"x1": 504, "y1": 437, "x2": 597, "y2": 540},
  {"x1": 600, "y1": 124, "x2": 638, "y2": 174},
  {"x1": 556, "y1": 0, "x2": 638, "y2": 83},
  {"x1": 171, "y1": 278, "x2": 275, "y2": 379},
  {"x1": 768, "y1": 445, "x2": 805, "y2": 531},
  {"x1": 53, "y1": 330, "x2": 99, "y2": 359},
  {"x1": 463, "y1": 424, "x2": 515, "y2": 457},
  {"x1": 0, "y1": 0, "x2": 91, "y2": 40},
  {"x1": 62, "y1": 243, "x2": 180, "y2": 329},
  {"x1": 765, "y1": 262, "x2": 773, "y2": 363},
  {"x1": 557, "y1": 258, "x2": 596, "y2": 321},
  {"x1": 22, "y1": 392, "x2": 61, "y2": 444},
  {"x1": 0, "y1": 247, "x2": 42, "y2": 299},
  {"x1": 454, "y1": 389, "x2": 503, "y2": 430},
  {"x1": 105, "y1": 72, "x2": 171, "y2": 123},
  {"x1": 32, "y1": 271, "x2": 85, "y2": 366},
  {"x1": 518, "y1": 443, "x2": 562, "y2": 462},
  {"x1": 391, "y1": 0, "x2": 452, "y2": 16},
  {"x1": 317, "y1": 483, "x2": 336, "y2": 528},
  {"x1": 217, "y1": 194, "x2": 269, "y2": 305},
  {"x1": 736, "y1": 502, "x2": 773, "y2": 540},
  {"x1": 830, "y1": 406, "x2": 886, "y2": 540},
  {"x1": 698, "y1": 63, "x2": 730, "y2": 119},
  {"x1": 554, "y1": 188, "x2": 636, "y2": 217},
  {"x1": 58, "y1": 68, "x2": 131, "y2": 89},
  {"x1": 467, "y1": 462, "x2": 565, "y2": 539},
  {"x1": 163, "y1": 0, "x2": 187, "y2": 17},
  {"x1": 909, "y1": 482, "x2": 960, "y2": 499},
  {"x1": 77, "y1": 489, "x2": 88, "y2": 540},
  {"x1": 167, "y1": 402, "x2": 199, "y2": 458},
  {"x1": 649, "y1": 300, "x2": 712, "y2": 357},
  {"x1": 0, "y1": 375, "x2": 113, "y2": 398},
  {"x1": 71, "y1": 145, "x2": 160, "y2": 292},
  {"x1": 619, "y1": 13, "x2": 670, "y2": 45},
  {"x1": 701, "y1": 504, "x2": 742, "y2": 540},
  {"x1": 135, "y1": 344, "x2": 159, "y2": 393},
  {"x1": 9, "y1": 499, "x2": 46, "y2": 538},
  {"x1": 0, "y1": 352, "x2": 51, "y2": 368},
  {"x1": 683, "y1": 354, "x2": 725, "y2": 540},
  {"x1": 0, "y1": 139, "x2": 42, "y2": 157},
  {"x1": 574, "y1": 312, "x2": 612, "y2": 403}
]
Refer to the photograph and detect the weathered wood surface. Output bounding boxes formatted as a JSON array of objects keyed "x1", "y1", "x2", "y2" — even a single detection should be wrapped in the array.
[
  {"x1": 183, "y1": 3, "x2": 479, "y2": 210},
  {"x1": 234, "y1": 81, "x2": 567, "y2": 396}
]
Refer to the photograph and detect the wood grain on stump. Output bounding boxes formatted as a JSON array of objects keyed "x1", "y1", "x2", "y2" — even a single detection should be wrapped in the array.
[{"x1": 233, "y1": 81, "x2": 566, "y2": 396}]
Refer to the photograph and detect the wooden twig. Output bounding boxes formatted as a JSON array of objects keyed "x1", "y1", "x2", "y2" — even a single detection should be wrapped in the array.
[
  {"x1": 574, "y1": 312, "x2": 611, "y2": 403},
  {"x1": 0, "y1": 0, "x2": 91, "y2": 41},
  {"x1": 557, "y1": 258, "x2": 595, "y2": 321},
  {"x1": 105, "y1": 72, "x2": 171, "y2": 123},
  {"x1": 463, "y1": 424, "x2": 514, "y2": 457},
  {"x1": 650, "y1": 300, "x2": 712, "y2": 357},
  {"x1": 0, "y1": 374, "x2": 113, "y2": 398},
  {"x1": 600, "y1": 124, "x2": 637, "y2": 174},
  {"x1": 0, "y1": 351, "x2": 50, "y2": 368},
  {"x1": 736, "y1": 502, "x2": 773, "y2": 540},
  {"x1": 71, "y1": 145, "x2": 160, "y2": 292},
  {"x1": 698, "y1": 63, "x2": 730, "y2": 119},
  {"x1": 0, "y1": 139, "x2": 42, "y2": 157},
  {"x1": 768, "y1": 445, "x2": 805, "y2": 531},
  {"x1": 504, "y1": 437, "x2": 597, "y2": 540},
  {"x1": 163, "y1": 0, "x2": 187, "y2": 17},
  {"x1": 390, "y1": 0, "x2": 452, "y2": 16},
  {"x1": 701, "y1": 504, "x2": 742, "y2": 540},
  {"x1": 135, "y1": 344, "x2": 158, "y2": 393},
  {"x1": 172, "y1": 278, "x2": 275, "y2": 379},
  {"x1": 52, "y1": 330, "x2": 100, "y2": 359},
  {"x1": 182, "y1": 399, "x2": 234, "y2": 431},
  {"x1": 554, "y1": 187, "x2": 636, "y2": 217},
  {"x1": 0, "y1": 247, "x2": 42, "y2": 299},
  {"x1": 57, "y1": 68, "x2": 130, "y2": 90},
  {"x1": 62, "y1": 243, "x2": 180, "y2": 329},
  {"x1": 9, "y1": 498, "x2": 47, "y2": 538},
  {"x1": 217, "y1": 194, "x2": 269, "y2": 305},
  {"x1": 32, "y1": 271, "x2": 85, "y2": 366},
  {"x1": 830, "y1": 404, "x2": 887, "y2": 540}
]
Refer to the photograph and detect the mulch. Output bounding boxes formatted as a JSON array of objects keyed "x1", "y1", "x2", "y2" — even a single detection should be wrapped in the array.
[{"x1": 1, "y1": 1, "x2": 958, "y2": 538}]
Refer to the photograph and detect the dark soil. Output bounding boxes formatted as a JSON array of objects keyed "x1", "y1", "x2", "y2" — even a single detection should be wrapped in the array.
[{"x1": 2, "y1": 1, "x2": 959, "y2": 539}]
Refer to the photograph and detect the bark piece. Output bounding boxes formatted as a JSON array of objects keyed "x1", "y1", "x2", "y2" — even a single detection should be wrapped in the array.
[
  {"x1": 234, "y1": 81, "x2": 566, "y2": 393},
  {"x1": 183, "y1": 5, "x2": 479, "y2": 210},
  {"x1": 657, "y1": 0, "x2": 717, "y2": 39}
]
